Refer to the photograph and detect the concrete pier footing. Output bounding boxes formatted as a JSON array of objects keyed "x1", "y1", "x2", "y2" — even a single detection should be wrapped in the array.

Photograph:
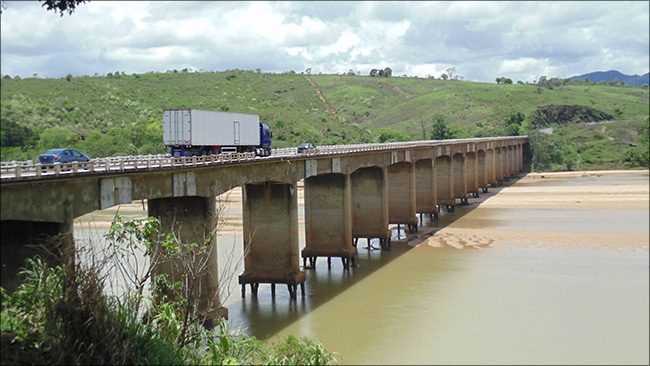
[
  {"x1": 302, "y1": 173, "x2": 357, "y2": 270},
  {"x1": 239, "y1": 182, "x2": 305, "y2": 299}
]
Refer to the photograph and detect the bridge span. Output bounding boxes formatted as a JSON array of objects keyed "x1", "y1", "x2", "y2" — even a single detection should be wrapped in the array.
[{"x1": 1, "y1": 136, "x2": 528, "y2": 320}]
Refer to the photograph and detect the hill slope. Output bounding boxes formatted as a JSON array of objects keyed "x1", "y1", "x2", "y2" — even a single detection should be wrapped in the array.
[{"x1": 1, "y1": 70, "x2": 648, "y2": 170}]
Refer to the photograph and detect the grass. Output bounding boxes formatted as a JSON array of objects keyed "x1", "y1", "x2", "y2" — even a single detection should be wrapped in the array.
[{"x1": 1, "y1": 70, "x2": 648, "y2": 170}]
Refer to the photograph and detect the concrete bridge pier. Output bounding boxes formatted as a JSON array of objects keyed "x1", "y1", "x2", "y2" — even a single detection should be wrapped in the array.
[
  {"x1": 239, "y1": 182, "x2": 304, "y2": 299},
  {"x1": 477, "y1": 150, "x2": 489, "y2": 193},
  {"x1": 302, "y1": 173, "x2": 356, "y2": 270},
  {"x1": 466, "y1": 150, "x2": 479, "y2": 198},
  {"x1": 351, "y1": 167, "x2": 391, "y2": 250},
  {"x1": 486, "y1": 148, "x2": 497, "y2": 188},
  {"x1": 453, "y1": 153, "x2": 468, "y2": 205},
  {"x1": 1, "y1": 208, "x2": 74, "y2": 292},
  {"x1": 415, "y1": 159, "x2": 438, "y2": 225},
  {"x1": 148, "y1": 195, "x2": 226, "y2": 320},
  {"x1": 495, "y1": 147, "x2": 504, "y2": 186},
  {"x1": 435, "y1": 155, "x2": 455, "y2": 212},
  {"x1": 505, "y1": 146, "x2": 514, "y2": 179},
  {"x1": 388, "y1": 162, "x2": 418, "y2": 235}
]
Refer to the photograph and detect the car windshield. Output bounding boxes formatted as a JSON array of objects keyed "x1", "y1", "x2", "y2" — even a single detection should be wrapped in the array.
[{"x1": 44, "y1": 149, "x2": 65, "y2": 154}]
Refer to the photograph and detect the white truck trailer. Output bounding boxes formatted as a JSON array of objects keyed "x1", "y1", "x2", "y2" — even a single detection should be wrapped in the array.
[{"x1": 163, "y1": 109, "x2": 272, "y2": 156}]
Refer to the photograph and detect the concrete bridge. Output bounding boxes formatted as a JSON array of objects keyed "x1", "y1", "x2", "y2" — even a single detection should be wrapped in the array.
[{"x1": 1, "y1": 136, "x2": 527, "y2": 319}]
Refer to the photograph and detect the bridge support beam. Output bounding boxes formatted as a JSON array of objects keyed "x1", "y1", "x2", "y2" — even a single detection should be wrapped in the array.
[
  {"x1": 148, "y1": 195, "x2": 226, "y2": 320},
  {"x1": 388, "y1": 162, "x2": 418, "y2": 234},
  {"x1": 302, "y1": 174, "x2": 356, "y2": 270},
  {"x1": 466, "y1": 151, "x2": 479, "y2": 198},
  {"x1": 495, "y1": 147, "x2": 504, "y2": 185},
  {"x1": 239, "y1": 182, "x2": 304, "y2": 299},
  {"x1": 351, "y1": 167, "x2": 391, "y2": 250},
  {"x1": 486, "y1": 149, "x2": 497, "y2": 188},
  {"x1": 415, "y1": 159, "x2": 438, "y2": 224},
  {"x1": 436, "y1": 156, "x2": 454, "y2": 212},
  {"x1": 478, "y1": 150, "x2": 489, "y2": 193},
  {"x1": 453, "y1": 153, "x2": 468, "y2": 205}
]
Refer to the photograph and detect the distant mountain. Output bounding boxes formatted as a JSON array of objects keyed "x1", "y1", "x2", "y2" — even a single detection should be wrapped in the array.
[{"x1": 570, "y1": 70, "x2": 649, "y2": 86}]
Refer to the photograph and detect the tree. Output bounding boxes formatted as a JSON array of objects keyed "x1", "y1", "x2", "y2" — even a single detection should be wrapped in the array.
[
  {"x1": 504, "y1": 112, "x2": 525, "y2": 136},
  {"x1": 1, "y1": 119, "x2": 38, "y2": 148},
  {"x1": 377, "y1": 128, "x2": 409, "y2": 143},
  {"x1": 446, "y1": 67, "x2": 456, "y2": 80},
  {"x1": 369, "y1": 69, "x2": 378, "y2": 77},
  {"x1": 440, "y1": 73, "x2": 448, "y2": 80},
  {"x1": 1, "y1": 0, "x2": 88, "y2": 16},
  {"x1": 430, "y1": 113, "x2": 454, "y2": 140},
  {"x1": 382, "y1": 67, "x2": 392, "y2": 78},
  {"x1": 40, "y1": 0, "x2": 87, "y2": 16}
]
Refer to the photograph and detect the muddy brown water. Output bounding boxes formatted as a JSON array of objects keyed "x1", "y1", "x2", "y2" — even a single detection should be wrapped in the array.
[{"x1": 74, "y1": 170, "x2": 649, "y2": 365}]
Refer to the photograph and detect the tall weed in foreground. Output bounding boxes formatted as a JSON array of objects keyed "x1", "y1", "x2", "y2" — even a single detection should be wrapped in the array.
[{"x1": 1, "y1": 215, "x2": 337, "y2": 365}]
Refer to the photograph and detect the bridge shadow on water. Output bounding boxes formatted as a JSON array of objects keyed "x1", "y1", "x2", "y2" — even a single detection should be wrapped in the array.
[{"x1": 226, "y1": 171, "x2": 530, "y2": 340}]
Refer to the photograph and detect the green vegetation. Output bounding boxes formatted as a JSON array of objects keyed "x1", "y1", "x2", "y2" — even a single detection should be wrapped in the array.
[
  {"x1": 1, "y1": 214, "x2": 338, "y2": 365},
  {"x1": 1, "y1": 70, "x2": 648, "y2": 171}
]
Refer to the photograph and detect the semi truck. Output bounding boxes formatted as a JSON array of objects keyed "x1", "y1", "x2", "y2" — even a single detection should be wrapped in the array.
[{"x1": 163, "y1": 109, "x2": 272, "y2": 157}]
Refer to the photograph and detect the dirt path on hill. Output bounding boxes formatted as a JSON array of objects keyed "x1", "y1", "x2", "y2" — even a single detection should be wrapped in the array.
[{"x1": 305, "y1": 76, "x2": 341, "y2": 120}]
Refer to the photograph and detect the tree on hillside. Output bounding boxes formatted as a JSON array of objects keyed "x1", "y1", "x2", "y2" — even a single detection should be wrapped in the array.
[
  {"x1": 430, "y1": 113, "x2": 454, "y2": 140},
  {"x1": 504, "y1": 112, "x2": 525, "y2": 136},
  {"x1": 446, "y1": 67, "x2": 456, "y2": 80},
  {"x1": 377, "y1": 128, "x2": 409, "y2": 143},
  {"x1": 369, "y1": 67, "x2": 392, "y2": 78},
  {"x1": 1, "y1": 119, "x2": 38, "y2": 148}
]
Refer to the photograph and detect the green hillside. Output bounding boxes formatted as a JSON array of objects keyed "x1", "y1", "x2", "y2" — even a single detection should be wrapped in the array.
[{"x1": 1, "y1": 70, "x2": 648, "y2": 171}]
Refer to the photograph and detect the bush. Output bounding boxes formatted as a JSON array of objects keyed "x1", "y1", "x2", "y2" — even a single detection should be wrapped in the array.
[
  {"x1": 623, "y1": 143, "x2": 650, "y2": 168},
  {"x1": 1, "y1": 216, "x2": 338, "y2": 365}
]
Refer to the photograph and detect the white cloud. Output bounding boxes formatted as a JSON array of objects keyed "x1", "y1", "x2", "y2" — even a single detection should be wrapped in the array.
[{"x1": 0, "y1": 1, "x2": 648, "y2": 81}]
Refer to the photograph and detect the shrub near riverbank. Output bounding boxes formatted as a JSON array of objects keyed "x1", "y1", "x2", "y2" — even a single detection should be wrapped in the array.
[{"x1": 0, "y1": 216, "x2": 338, "y2": 365}]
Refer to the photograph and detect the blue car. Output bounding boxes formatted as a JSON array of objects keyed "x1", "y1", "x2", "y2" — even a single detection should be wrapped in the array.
[{"x1": 38, "y1": 148, "x2": 91, "y2": 164}]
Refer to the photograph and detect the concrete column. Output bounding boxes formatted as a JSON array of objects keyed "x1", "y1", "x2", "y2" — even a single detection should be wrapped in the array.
[
  {"x1": 351, "y1": 167, "x2": 391, "y2": 250},
  {"x1": 435, "y1": 156, "x2": 454, "y2": 211},
  {"x1": 302, "y1": 173, "x2": 356, "y2": 269},
  {"x1": 486, "y1": 149, "x2": 496, "y2": 187},
  {"x1": 148, "y1": 195, "x2": 225, "y2": 319},
  {"x1": 495, "y1": 147, "x2": 504, "y2": 185},
  {"x1": 453, "y1": 153, "x2": 468, "y2": 204},
  {"x1": 415, "y1": 159, "x2": 438, "y2": 222},
  {"x1": 507, "y1": 146, "x2": 514, "y2": 177},
  {"x1": 388, "y1": 162, "x2": 418, "y2": 233},
  {"x1": 477, "y1": 150, "x2": 489, "y2": 193},
  {"x1": 465, "y1": 151, "x2": 479, "y2": 198},
  {"x1": 239, "y1": 182, "x2": 304, "y2": 299}
]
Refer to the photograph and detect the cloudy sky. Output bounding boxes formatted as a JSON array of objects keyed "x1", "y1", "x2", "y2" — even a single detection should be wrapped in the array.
[{"x1": 1, "y1": 1, "x2": 648, "y2": 83}]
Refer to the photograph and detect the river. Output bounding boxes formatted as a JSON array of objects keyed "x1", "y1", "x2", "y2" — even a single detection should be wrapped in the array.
[{"x1": 74, "y1": 170, "x2": 649, "y2": 365}]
